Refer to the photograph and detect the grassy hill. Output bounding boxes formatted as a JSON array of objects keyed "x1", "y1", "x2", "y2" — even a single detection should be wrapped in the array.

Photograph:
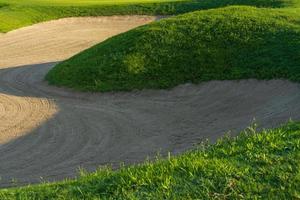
[
  {"x1": 1, "y1": 1, "x2": 300, "y2": 199},
  {"x1": 0, "y1": 121, "x2": 299, "y2": 199},
  {"x1": 0, "y1": 0, "x2": 299, "y2": 32},
  {"x1": 46, "y1": 6, "x2": 300, "y2": 92}
]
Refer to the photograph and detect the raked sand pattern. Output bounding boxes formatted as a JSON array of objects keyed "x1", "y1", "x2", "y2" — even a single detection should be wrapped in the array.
[{"x1": 0, "y1": 16, "x2": 300, "y2": 187}]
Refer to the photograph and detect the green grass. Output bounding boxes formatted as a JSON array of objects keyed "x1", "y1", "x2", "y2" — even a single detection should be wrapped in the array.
[
  {"x1": 2, "y1": 1, "x2": 300, "y2": 199},
  {"x1": 0, "y1": 0, "x2": 299, "y2": 32},
  {"x1": 46, "y1": 6, "x2": 300, "y2": 92},
  {"x1": 0, "y1": 121, "x2": 299, "y2": 199}
]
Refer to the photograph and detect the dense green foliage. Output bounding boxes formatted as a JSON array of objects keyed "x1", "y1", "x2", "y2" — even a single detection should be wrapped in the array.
[
  {"x1": 0, "y1": 0, "x2": 299, "y2": 32},
  {"x1": 46, "y1": 6, "x2": 300, "y2": 91},
  {"x1": 1, "y1": 122, "x2": 299, "y2": 199}
]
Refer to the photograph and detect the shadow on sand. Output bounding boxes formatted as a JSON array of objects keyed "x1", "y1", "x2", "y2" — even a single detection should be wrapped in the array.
[{"x1": 0, "y1": 62, "x2": 300, "y2": 188}]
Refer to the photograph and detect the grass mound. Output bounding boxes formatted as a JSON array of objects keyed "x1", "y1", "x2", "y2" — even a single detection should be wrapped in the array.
[
  {"x1": 0, "y1": 3, "x2": 7, "y2": 8},
  {"x1": 46, "y1": 6, "x2": 300, "y2": 92},
  {"x1": 0, "y1": 0, "x2": 299, "y2": 32},
  {"x1": 1, "y1": 122, "x2": 299, "y2": 199}
]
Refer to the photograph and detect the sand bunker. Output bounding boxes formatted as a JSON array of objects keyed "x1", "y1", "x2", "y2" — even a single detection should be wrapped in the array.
[
  {"x1": 0, "y1": 16, "x2": 157, "y2": 68},
  {"x1": 0, "y1": 16, "x2": 300, "y2": 187},
  {"x1": 0, "y1": 15, "x2": 157, "y2": 144}
]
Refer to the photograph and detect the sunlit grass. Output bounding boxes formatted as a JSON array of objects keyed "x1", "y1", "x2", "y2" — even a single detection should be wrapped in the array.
[
  {"x1": 0, "y1": 0, "x2": 299, "y2": 32},
  {"x1": 1, "y1": 0, "x2": 185, "y2": 6},
  {"x1": 1, "y1": 1, "x2": 300, "y2": 199},
  {"x1": 1, "y1": 121, "x2": 299, "y2": 199}
]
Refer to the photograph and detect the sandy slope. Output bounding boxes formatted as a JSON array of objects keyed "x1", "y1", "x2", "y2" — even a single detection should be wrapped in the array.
[
  {"x1": 0, "y1": 16, "x2": 157, "y2": 68},
  {"x1": 0, "y1": 17, "x2": 300, "y2": 187},
  {"x1": 0, "y1": 15, "x2": 156, "y2": 144}
]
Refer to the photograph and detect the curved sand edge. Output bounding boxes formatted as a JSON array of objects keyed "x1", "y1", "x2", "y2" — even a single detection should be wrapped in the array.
[
  {"x1": 0, "y1": 16, "x2": 158, "y2": 69},
  {"x1": 0, "y1": 16, "x2": 300, "y2": 187}
]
